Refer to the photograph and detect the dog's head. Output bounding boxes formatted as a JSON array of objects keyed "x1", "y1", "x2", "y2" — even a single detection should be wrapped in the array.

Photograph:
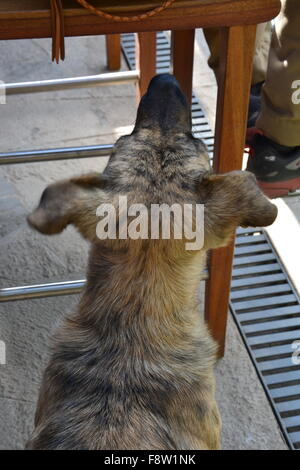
[{"x1": 28, "y1": 74, "x2": 277, "y2": 248}]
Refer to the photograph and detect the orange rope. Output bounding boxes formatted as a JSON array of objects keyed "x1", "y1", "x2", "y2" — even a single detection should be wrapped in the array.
[{"x1": 75, "y1": 0, "x2": 176, "y2": 22}]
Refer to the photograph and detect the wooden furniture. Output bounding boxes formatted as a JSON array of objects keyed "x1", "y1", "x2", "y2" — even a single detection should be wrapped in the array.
[
  {"x1": 0, "y1": 0, "x2": 281, "y2": 356},
  {"x1": 106, "y1": 34, "x2": 121, "y2": 71}
]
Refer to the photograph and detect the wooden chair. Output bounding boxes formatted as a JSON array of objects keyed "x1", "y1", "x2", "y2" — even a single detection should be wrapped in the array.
[
  {"x1": 106, "y1": 34, "x2": 121, "y2": 71},
  {"x1": 0, "y1": 0, "x2": 280, "y2": 356}
]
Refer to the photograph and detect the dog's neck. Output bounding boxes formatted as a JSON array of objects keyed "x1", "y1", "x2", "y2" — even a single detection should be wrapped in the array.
[
  {"x1": 53, "y1": 242, "x2": 217, "y2": 385},
  {"x1": 75, "y1": 242, "x2": 207, "y2": 347}
]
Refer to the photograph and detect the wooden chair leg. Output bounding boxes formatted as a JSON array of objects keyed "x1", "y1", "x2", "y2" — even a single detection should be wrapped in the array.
[
  {"x1": 135, "y1": 32, "x2": 156, "y2": 101},
  {"x1": 171, "y1": 29, "x2": 195, "y2": 105},
  {"x1": 205, "y1": 25, "x2": 257, "y2": 358},
  {"x1": 106, "y1": 34, "x2": 121, "y2": 71}
]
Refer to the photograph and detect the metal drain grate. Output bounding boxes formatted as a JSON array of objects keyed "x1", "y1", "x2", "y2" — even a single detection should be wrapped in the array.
[
  {"x1": 231, "y1": 228, "x2": 300, "y2": 450},
  {"x1": 122, "y1": 32, "x2": 300, "y2": 450}
]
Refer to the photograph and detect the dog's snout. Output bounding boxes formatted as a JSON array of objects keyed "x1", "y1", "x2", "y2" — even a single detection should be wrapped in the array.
[
  {"x1": 134, "y1": 73, "x2": 191, "y2": 133},
  {"x1": 147, "y1": 74, "x2": 183, "y2": 97}
]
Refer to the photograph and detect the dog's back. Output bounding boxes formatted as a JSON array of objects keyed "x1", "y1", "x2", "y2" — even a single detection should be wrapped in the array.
[
  {"x1": 27, "y1": 247, "x2": 220, "y2": 450},
  {"x1": 26, "y1": 152, "x2": 220, "y2": 450}
]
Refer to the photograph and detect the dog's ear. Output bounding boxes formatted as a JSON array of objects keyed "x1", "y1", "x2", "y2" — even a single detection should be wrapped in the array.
[
  {"x1": 27, "y1": 173, "x2": 108, "y2": 240},
  {"x1": 198, "y1": 170, "x2": 278, "y2": 249}
]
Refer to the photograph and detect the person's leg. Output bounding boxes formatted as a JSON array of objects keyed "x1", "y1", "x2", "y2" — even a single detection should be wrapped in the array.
[
  {"x1": 248, "y1": 0, "x2": 300, "y2": 197},
  {"x1": 203, "y1": 24, "x2": 271, "y2": 128},
  {"x1": 203, "y1": 23, "x2": 271, "y2": 86},
  {"x1": 252, "y1": 22, "x2": 272, "y2": 86},
  {"x1": 256, "y1": 0, "x2": 300, "y2": 146}
]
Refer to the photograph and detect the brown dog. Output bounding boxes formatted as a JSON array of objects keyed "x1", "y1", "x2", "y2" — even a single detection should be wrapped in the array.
[{"x1": 26, "y1": 74, "x2": 277, "y2": 450}]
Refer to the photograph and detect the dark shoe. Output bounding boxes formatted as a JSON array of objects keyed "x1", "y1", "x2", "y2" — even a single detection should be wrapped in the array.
[{"x1": 247, "y1": 133, "x2": 300, "y2": 198}]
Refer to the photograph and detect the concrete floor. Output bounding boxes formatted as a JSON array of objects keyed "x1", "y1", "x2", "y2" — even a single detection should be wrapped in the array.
[{"x1": 0, "y1": 34, "x2": 289, "y2": 449}]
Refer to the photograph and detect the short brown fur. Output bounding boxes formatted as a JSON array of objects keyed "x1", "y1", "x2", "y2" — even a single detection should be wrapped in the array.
[{"x1": 26, "y1": 75, "x2": 277, "y2": 450}]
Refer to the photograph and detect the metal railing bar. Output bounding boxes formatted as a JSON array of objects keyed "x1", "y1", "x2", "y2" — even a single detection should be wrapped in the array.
[
  {"x1": 0, "y1": 269, "x2": 209, "y2": 302},
  {"x1": 0, "y1": 144, "x2": 114, "y2": 165},
  {"x1": 2, "y1": 71, "x2": 139, "y2": 95},
  {"x1": 0, "y1": 280, "x2": 86, "y2": 302}
]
